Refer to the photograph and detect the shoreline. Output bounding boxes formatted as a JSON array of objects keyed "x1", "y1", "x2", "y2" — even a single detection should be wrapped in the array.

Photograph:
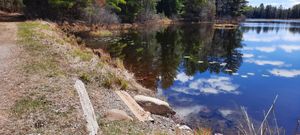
[
  {"x1": 59, "y1": 18, "x2": 242, "y2": 37},
  {"x1": 1, "y1": 20, "x2": 195, "y2": 134}
]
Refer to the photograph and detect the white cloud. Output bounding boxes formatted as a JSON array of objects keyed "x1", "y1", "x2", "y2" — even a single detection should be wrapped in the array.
[
  {"x1": 247, "y1": 73, "x2": 255, "y2": 76},
  {"x1": 244, "y1": 45, "x2": 300, "y2": 54},
  {"x1": 201, "y1": 87, "x2": 219, "y2": 94},
  {"x1": 172, "y1": 77, "x2": 239, "y2": 95},
  {"x1": 175, "y1": 72, "x2": 193, "y2": 83},
  {"x1": 172, "y1": 87, "x2": 195, "y2": 95},
  {"x1": 241, "y1": 75, "x2": 248, "y2": 78},
  {"x1": 189, "y1": 77, "x2": 239, "y2": 95},
  {"x1": 245, "y1": 59, "x2": 285, "y2": 66},
  {"x1": 219, "y1": 109, "x2": 234, "y2": 117},
  {"x1": 290, "y1": 0, "x2": 300, "y2": 5},
  {"x1": 278, "y1": 45, "x2": 300, "y2": 53},
  {"x1": 243, "y1": 46, "x2": 276, "y2": 53},
  {"x1": 232, "y1": 73, "x2": 239, "y2": 76},
  {"x1": 269, "y1": 69, "x2": 300, "y2": 78},
  {"x1": 174, "y1": 105, "x2": 209, "y2": 118},
  {"x1": 243, "y1": 34, "x2": 279, "y2": 42},
  {"x1": 243, "y1": 53, "x2": 254, "y2": 58},
  {"x1": 255, "y1": 46, "x2": 277, "y2": 53},
  {"x1": 282, "y1": 35, "x2": 300, "y2": 42},
  {"x1": 248, "y1": 0, "x2": 300, "y2": 8},
  {"x1": 243, "y1": 31, "x2": 300, "y2": 42},
  {"x1": 262, "y1": 74, "x2": 270, "y2": 77}
]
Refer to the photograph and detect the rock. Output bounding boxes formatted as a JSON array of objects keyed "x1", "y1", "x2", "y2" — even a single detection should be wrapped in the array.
[
  {"x1": 134, "y1": 95, "x2": 175, "y2": 116},
  {"x1": 178, "y1": 125, "x2": 192, "y2": 130},
  {"x1": 104, "y1": 109, "x2": 133, "y2": 121},
  {"x1": 175, "y1": 124, "x2": 193, "y2": 135}
]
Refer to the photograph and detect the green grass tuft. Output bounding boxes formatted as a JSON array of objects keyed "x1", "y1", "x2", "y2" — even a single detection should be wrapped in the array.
[
  {"x1": 72, "y1": 48, "x2": 93, "y2": 61},
  {"x1": 101, "y1": 72, "x2": 129, "y2": 90},
  {"x1": 18, "y1": 21, "x2": 65, "y2": 77},
  {"x1": 100, "y1": 121, "x2": 144, "y2": 135},
  {"x1": 79, "y1": 72, "x2": 92, "y2": 83}
]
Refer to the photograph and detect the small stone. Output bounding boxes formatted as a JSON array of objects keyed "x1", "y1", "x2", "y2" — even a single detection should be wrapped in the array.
[
  {"x1": 104, "y1": 109, "x2": 133, "y2": 121},
  {"x1": 178, "y1": 125, "x2": 192, "y2": 130}
]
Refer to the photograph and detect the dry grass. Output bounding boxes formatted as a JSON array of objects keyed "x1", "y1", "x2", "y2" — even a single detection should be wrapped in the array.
[
  {"x1": 8, "y1": 21, "x2": 88, "y2": 134},
  {"x1": 100, "y1": 120, "x2": 144, "y2": 135},
  {"x1": 11, "y1": 20, "x2": 176, "y2": 135},
  {"x1": 238, "y1": 95, "x2": 284, "y2": 135},
  {"x1": 90, "y1": 30, "x2": 113, "y2": 37},
  {"x1": 194, "y1": 128, "x2": 212, "y2": 135},
  {"x1": 100, "y1": 72, "x2": 129, "y2": 90},
  {"x1": 72, "y1": 48, "x2": 93, "y2": 61},
  {"x1": 12, "y1": 96, "x2": 49, "y2": 117}
]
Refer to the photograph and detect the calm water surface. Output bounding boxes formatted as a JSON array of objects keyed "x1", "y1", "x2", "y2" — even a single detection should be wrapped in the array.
[{"x1": 84, "y1": 19, "x2": 300, "y2": 134}]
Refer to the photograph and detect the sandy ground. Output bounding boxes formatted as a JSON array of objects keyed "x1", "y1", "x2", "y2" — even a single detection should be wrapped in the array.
[{"x1": 0, "y1": 22, "x2": 21, "y2": 130}]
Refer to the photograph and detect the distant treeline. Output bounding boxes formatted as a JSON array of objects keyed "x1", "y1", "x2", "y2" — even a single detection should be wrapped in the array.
[
  {"x1": 0, "y1": 0, "x2": 248, "y2": 23},
  {"x1": 245, "y1": 3, "x2": 300, "y2": 19},
  {"x1": 0, "y1": 0, "x2": 23, "y2": 12}
]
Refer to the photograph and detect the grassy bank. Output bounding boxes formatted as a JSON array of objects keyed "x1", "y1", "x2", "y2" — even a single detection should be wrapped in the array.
[
  {"x1": 7, "y1": 20, "x2": 189, "y2": 135},
  {"x1": 11, "y1": 21, "x2": 87, "y2": 134}
]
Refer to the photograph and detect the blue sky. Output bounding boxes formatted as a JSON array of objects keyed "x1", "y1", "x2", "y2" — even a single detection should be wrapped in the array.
[{"x1": 248, "y1": 0, "x2": 300, "y2": 8}]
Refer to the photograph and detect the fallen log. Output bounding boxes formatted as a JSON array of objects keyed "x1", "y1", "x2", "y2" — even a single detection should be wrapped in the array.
[{"x1": 74, "y1": 79, "x2": 99, "y2": 135}]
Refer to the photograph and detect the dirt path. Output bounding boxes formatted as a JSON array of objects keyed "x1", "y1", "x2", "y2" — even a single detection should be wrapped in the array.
[{"x1": 0, "y1": 22, "x2": 21, "y2": 129}]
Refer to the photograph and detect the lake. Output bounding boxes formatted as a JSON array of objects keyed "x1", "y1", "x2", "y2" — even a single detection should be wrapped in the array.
[{"x1": 83, "y1": 19, "x2": 300, "y2": 134}]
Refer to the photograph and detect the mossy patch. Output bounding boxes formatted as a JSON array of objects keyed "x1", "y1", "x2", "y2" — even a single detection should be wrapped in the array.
[{"x1": 12, "y1": 97, "x2": 49, "y2": 117}]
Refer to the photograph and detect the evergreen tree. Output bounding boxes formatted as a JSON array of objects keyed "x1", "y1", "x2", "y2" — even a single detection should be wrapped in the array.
[{"x1": 245, "y1": 3, "x2": 300, "y2": 19}]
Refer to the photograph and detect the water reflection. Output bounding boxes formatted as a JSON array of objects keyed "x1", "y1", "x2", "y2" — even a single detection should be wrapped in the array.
[
  {"x1": 92, "y1": 24, "x2": 244, "y2": 90},
  {"x1": 84, "y1": 20, "x2": 300, "y2": 134},
  {"x1": 241, "y1": 21, "x2": 300, "y2": 34}
]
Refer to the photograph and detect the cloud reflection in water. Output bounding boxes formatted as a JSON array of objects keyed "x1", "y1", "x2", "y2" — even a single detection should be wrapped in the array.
[
  {"x1": 245, "y1": 59, "x2": 286, "y2": 66},
  {"x1": 269, "y1": 69, "x2": 300, "y2": 78},
  {"x1": 174, "y1": 105, "x2": 209, "y2": 118},
  {"x1": 173, "y1": 76, "x2": 239, "y2": 95}
]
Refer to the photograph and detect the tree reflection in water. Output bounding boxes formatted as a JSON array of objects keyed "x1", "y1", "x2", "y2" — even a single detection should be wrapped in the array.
[{"x1": 88, "y1": 24, "x2": 244, "y2": 90}]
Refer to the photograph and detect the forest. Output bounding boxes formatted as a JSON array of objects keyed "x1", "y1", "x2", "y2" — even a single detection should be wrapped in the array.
[
  {"x1": 0, "y1": 0, "x2": 247, "y2": 23},
  {"x1": 245, "y1": 3, "x2": 300, "y2": 19}
]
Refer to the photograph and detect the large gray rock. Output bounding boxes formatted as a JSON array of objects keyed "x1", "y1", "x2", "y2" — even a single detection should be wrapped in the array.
[
  {"x1": 104, "y1": 109, "x2": 133, "y2": 121},
  {"x1": 134, "y1": 95, "x2": 175, "y2": 116}
]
